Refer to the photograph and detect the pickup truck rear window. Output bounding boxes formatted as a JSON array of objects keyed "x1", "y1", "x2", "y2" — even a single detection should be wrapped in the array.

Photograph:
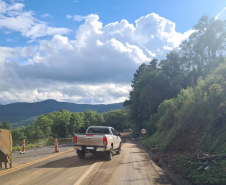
[{"x1": 87, "y1": 128, "x2": 110, "y2": 134}]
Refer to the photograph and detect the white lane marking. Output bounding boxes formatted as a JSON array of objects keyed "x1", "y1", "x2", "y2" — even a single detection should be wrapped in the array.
[{"x1": 74, "y1": 162, "x2": 97, "y2": 185}]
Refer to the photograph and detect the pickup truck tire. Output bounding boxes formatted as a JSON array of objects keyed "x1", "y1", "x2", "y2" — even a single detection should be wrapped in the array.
[
  {"x1": 105, "y1": 147, "x2": 113, "y2": 161},
  {"x1": 77, "y1": 151, "x2": 86, "y2": 159},
  {"x1": 116, "y1": 143, "x2": 121, "y2": 155}
]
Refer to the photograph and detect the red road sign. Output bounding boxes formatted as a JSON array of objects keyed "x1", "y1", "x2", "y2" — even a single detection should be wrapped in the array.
[{"x1": 141, "y1": 128, "x2": 146, "y2": 134}]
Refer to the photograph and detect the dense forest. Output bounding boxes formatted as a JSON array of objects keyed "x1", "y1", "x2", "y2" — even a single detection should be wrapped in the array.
[{"x1": 0, "y1": 109, "x2": 130, "y2": 140}]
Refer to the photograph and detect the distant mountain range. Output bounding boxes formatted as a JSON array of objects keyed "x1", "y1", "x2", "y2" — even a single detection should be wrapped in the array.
[{"x1": 0, "y1": 99, "x2": 123, "y2": 127}]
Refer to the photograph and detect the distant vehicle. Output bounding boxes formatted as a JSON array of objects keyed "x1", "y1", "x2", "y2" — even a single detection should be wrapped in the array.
[
  {"x1": 126, "y1": 128, "x2": 131, "y2": 132},
  {"x1": 74, "y1": 126, "x2": 121, "y2": 160},
  {"x1": 133, "y1": 133, "x2": 140, "y2": 138},
  {"x1": 0, "y1": 130, "x2": 13, "y2": 169}
]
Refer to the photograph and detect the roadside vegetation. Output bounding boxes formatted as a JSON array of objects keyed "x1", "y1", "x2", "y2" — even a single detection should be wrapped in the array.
[
  {"x1": 124, "y1": 15, "x2": 226, "y2": 184},
  {"x1": 11, "y1": 138, "x2": 73, "y2": 152},
  {"x1": 12, "y1": 143, "x2": 38, "y2": 152},
  {"x1": 0, "y1": 109, "x2": 130, "y2": 141}
]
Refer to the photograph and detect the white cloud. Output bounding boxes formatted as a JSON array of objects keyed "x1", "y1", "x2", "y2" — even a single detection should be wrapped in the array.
[
  {"x1": 0, "y1": 0, "x2": 24, "y2": 14},
  {"x1": 216, "y1": 7, "x2": 226, "y2": 21},
  {"x1": 6, "y1": 38, "x2": 13, "y2": 42},
  {"x1": 73, "y1": 15, "x2": 87, "y2": 21},
  {"x1": 66, "y1": 15, "x2": 73, "y2": 19},
  {"x1": 0, "y1": 12, "x2": 194, "y2": 104},
  {"x1": 40, "y1": 13, "x2": 51, "y2": 18},
  {"x1": 67, "y1": 14, "x2": 88, "y2": 21},
  {"x1": 0, "y1": 0, "x2": 72, "y2": 38}
]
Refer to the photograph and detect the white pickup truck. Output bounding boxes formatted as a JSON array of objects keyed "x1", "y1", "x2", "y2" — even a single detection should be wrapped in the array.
[{"x1": 74, "y1": 126, "x2": 121, "y2": 160}]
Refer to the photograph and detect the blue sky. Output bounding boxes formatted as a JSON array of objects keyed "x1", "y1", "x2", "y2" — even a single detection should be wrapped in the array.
[
  {"x1": 0, "y1": 0, "x2": 226, "y2": 104},
  {"x1": 2, "y1": 0, "x2": 226, "y2": 47}
]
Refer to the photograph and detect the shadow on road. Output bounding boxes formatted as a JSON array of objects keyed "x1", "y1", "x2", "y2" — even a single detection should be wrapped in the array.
[
  {"x1": 123, "y1": 176, "x2": 175, "y2": 185},
  {"x1": 152, "y1": 174, "x2": 177, "y2": 185},
  {"x1": 130, "y1": 144, "x2": 140, "y2": 148},
  {"x1": 37, "y1": 153, "x2": 106, "y2": 169}
]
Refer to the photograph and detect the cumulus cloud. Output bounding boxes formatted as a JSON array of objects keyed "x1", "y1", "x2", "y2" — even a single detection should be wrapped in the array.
[
  {"x1": 0, "y1": 0, "x2": 24, "y2": 13},
  {"x1": 0, "y1": 0, "x2": 71, "y2": 38},
  {"x1": 66, "y1": 14, "x2": 87, "y2": 21},
  {"x1": 0, "y1": 83, "x2": 130, "y2": 104},
  {"x1": 0, "y1": 12, "x2": 194, "y2": 104},
  {"x1": 216, "y1": 7, "x2": 226, "y2": 21}
]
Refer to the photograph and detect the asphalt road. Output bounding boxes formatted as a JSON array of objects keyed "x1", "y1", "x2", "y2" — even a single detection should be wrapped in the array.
[{"x1": 0, "y1": 139, "x2": 175, "y2": 185}]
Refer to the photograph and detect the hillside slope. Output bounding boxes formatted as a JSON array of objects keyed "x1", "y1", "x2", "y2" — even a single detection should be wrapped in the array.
[
  {"x1": 140, "y1": 61, "x2": 226, "y2": 184},
  {"x1": 145, "y1": 61, "x2": 226, "y2": 154},
  {"x1": 0, "y1": 99, "x2": 123, "y2": 124},
  {"x1": 10, "y1": 116, "x2": 39, "y2": 129}
]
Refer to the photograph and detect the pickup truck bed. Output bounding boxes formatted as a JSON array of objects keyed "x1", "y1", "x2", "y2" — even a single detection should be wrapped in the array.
[
  {"x1": 74, "y1": 126, "x2": 121, "y2": 160},
  {"x1": 74, "y1": 134, "x2": 107, "y2": 151}
]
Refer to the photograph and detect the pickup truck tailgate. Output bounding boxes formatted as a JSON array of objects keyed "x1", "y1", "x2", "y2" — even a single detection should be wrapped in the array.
[{"x1": 76, "y1": 134, "x2": 104, "y2": 147}]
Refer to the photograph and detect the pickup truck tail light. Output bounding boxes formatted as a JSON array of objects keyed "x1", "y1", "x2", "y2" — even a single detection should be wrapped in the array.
[
  {"x1": 74, "y1": 135, "x2": 77, "y2": 144},
  {"x1": 103, "y1": 136, "x2": 108, "y2": 146}
]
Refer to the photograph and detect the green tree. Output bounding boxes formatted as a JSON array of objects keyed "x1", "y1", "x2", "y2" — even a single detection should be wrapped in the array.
[
  {"x1": 148, "y1": 59, "x2": 158, "y2": 71},
  {"x1": 51, "y1": 110, "x2": 71, "y2": 137},
  {"x1": 131, "y1": 63, "x2": 147, "y2": 89},
  {"x1": 0, "y1": 121, "x2": 11, "y2": 130},
  {"x1": 11, "y1": 128, "x2": 26, "y2": 140},
  {"x1": 92, "y1": 113, "x2": 105, "y2": 126},
  {"x1": 160, "y1": 51, "x2": 184, "y2": 96},
  {"x1": 125, "y1": 65, "x2": 171, "y2": 131},
  {"x1": 104, "y1": 109, "x2": 129, "y2": 131},
  {"x1": 69, "y1": 112, "x2": 84, "y2": 135},
  {"x1": 23, "y1": 124, "x2": 46, "y2": 139},
  {"x1": 83, "y1": 110, "x2": 97, "y2": 130},
  {"x1": 35, "y1": 114, "x2": 53, "y2": 137}
]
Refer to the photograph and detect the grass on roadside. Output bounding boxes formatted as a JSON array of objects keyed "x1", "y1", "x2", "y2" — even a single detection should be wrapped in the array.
[
  {"x1": 12, "y1": 143, "x2": 43, "y2": 152},
  {"x1": 12, "y1": 138, "x2": 74, "y2": 152},
  {"x1": 169, "y1": 155, "x2": 226, "y2": 185}
]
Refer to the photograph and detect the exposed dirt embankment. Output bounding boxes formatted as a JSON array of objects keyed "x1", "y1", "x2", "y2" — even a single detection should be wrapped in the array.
[
  {"x1": 165, "y1": 122, "x2": 204, "y2": 154},
  {"x1": 134, "y1": 118, "x2": 226, "y2": 185}
]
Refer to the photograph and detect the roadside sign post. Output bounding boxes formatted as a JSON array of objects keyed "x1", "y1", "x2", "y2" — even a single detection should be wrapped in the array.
[{"x1": 141, "y1": 128, "x2": 146, "y2": 139}]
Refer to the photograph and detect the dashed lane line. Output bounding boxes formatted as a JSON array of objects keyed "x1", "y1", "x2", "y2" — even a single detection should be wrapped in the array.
[{"x1": 0, "y1": 148, "x2": 74, "y2": 177}]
